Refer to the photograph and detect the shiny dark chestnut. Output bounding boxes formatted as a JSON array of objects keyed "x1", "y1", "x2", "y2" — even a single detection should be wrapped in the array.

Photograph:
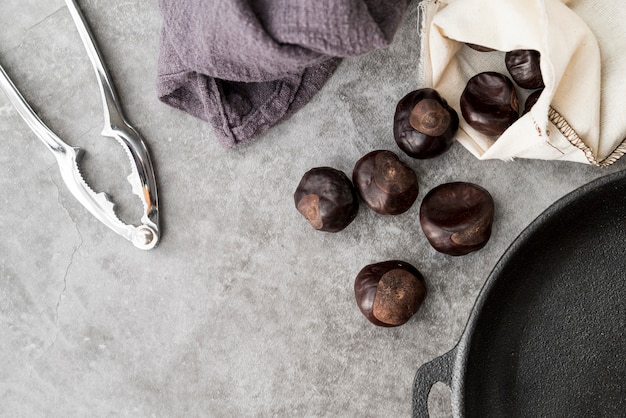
[
  {"x1": 460, "y1": 72, "x2": 519, "y2": 137},
  {"x1": 419, "y1": 182, "x2": 494, "y2": 256},
  {"x1": 393, "y1": 88, "x2": 459, "y2": 159},
  {"x1": 523, "y1": 89, "x2": 543, "y2": 115},
  {"x1": 352, "y1": 150, "x2": 419, "y2": 215},
  {"x1": 294, "y1": 167, "x2": 358, "y2": 232},
  {"x1": 505, "y1": 49, "x2": 544, "y2": 90},
  {"x1": 354, "y1": 260, "x2": 427, "y2": 327}
]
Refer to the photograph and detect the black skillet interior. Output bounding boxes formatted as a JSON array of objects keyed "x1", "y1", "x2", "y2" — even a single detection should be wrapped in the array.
[{"x1": 461, "y1": 170, "x2": 626, "y2": 417}]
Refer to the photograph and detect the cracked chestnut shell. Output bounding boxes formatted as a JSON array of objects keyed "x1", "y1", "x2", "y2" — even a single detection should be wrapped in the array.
[
  {"x1": 393, "y1": 88, "x2": 459, "y2": 159},
  {"x1": 460, "y1": 72, "x2": 519, "y2": 137},
  {"x1": 352, "y1": 150, "x2": 419, "y2": 215},
  {"x1": 419, "y1": 182, "x2": 494, "y2": 256},
  {"x1": 294, "y1": 167, "x2": 358, "y2": 232},
  {"x1": 354, "y1": 260, "x2": 427, "y2": 327},
  {"x1": 505, "y1": 49, "x2": 544, "y2": 90}
]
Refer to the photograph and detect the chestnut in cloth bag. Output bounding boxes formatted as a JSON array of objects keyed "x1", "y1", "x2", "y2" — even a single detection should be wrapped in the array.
[{"x1": 416, "y1": 0, "x2": 626, "y2": 165}]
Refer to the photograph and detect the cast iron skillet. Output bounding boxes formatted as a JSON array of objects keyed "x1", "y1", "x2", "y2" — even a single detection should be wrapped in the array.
[{"x1": 413, "y1": 170, "x2": 626, "y2": 417}]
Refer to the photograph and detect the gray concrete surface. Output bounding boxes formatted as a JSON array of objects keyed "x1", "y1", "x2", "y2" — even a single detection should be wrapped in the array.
[{"x1": 1, "y1": 1, "x2": 623, "y2": 417}]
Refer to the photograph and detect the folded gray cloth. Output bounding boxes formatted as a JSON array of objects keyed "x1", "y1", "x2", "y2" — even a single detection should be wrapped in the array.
[{"x1": 157, "y1": 0, "x2": 410, "y2": 148}]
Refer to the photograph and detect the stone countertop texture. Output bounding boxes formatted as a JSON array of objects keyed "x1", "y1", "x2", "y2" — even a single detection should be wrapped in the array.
[{"x1": 1, "y1": 1, "x2": 623, "y2": 417}]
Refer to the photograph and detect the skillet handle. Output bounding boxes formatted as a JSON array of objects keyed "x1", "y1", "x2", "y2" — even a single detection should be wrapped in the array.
[{"x1": 412, "y1": 347, "x2": 457, "y2": 418}]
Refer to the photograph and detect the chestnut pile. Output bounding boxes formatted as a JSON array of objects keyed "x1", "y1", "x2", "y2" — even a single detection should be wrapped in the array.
[
  {"x1": 294, "y1": 83, "x2": 501, "y2": 327},
  {"x1": 461, "y1": 47, "x2": 545, "y2": 136}
]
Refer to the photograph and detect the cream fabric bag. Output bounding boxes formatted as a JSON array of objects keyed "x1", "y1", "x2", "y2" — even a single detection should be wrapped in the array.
[{"x1": 416, "y1": 0, "x2": 626, "y2": 165}]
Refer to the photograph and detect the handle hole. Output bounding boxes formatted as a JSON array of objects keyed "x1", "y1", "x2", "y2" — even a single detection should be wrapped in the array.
[{"x1": 428, "y1": 382, "x2": 453, "y2": 417}]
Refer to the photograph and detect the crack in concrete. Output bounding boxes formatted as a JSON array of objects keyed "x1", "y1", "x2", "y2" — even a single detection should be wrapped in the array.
[
  {"x1": 6, "y1": 6, "x2": 67, "y2": 54},
  {"x1": 25, "y1": 6, "x2": 67, "y2": 36},
  {"x1": 37, "y1": 171, "x2": 85, "y2": 358},
  {"x1": 41, "y1": 237, "x2": 82, "y2": 357},
  {"x1": 74, "y1": 124, "x2": 104, "y2": 143}
]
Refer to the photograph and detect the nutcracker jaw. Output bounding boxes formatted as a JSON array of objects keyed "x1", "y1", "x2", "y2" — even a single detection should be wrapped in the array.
[{"x1": 0, "y1": 0, "x2": 160, "y2": 250}]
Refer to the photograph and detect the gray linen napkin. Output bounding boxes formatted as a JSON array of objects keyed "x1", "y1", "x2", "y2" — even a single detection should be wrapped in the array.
[{"x1": 157, "y1": 0, "x2": 410, "y2": 148}]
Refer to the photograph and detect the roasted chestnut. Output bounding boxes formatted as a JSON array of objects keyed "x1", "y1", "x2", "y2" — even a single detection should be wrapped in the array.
[
  {"x1": 294, "y1": 167, "x2": 358, "y2": 232},
  {"x1": 460, "y1": 72, "x2": 519, "y2": 137},
  {"x1": 354, "y1": 260, "x2": 427, "y2": 327},
  {"x1": 505, "y1": 49, "x2": 544, "y2": 90},
  {"x1": 419, "y1": 182, "x2": 494, "y2": 256},
  {"x1": 352, "y1": 150, "x2": 419, "y2": 215},
  {"x1": 523, "y1": 89, "x2": 543, "y2": 115},
  {"x1": 393, "y1": 88, "x2": 459, "y2": 159}
]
